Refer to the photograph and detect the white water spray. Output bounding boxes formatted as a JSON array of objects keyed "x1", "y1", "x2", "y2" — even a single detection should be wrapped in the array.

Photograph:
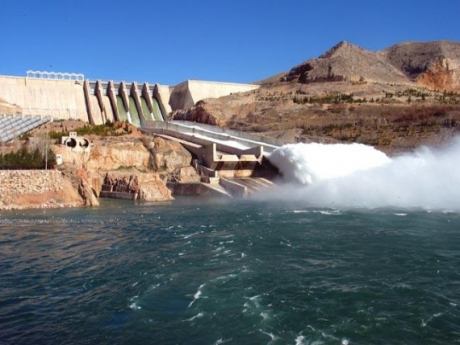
[
  {"x1": 269, "y1": 143, "x2": 391, "y2": 184},
  {"x1": 266, "y1": 138, "x2": 460, "y2": 210}
]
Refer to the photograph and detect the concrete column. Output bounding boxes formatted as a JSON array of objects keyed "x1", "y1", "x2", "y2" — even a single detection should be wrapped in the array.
[
  {"x1": 83, "y1": 80, "x2": 95, "y2": 124},
  {"x1": 107, "y1": 81, "x2": 120, "y2": 121},
  {"x1": 95, "y1": 81, "x2": 107, "y2": 123},
  {"x1": 153, "y1": 84, "x2": 170, "y2": 120},
  {"x1": 142, "y1": 83, "x2": 154, "y2": 113},
  {"x1": 130, "y1": 83, "x2": 146, "y2": 127},
  {"x1": 118, "y1": 82, "x2": 130, "y2": 114}
]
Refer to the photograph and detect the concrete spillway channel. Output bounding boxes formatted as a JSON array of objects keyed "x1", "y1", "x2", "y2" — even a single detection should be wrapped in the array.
[
  {"x1": 84, "y1": 81, "x2": 165, "y2": 126},
  {"x1": 142, "y1": 121, "x2": 280, "y2": 198}
]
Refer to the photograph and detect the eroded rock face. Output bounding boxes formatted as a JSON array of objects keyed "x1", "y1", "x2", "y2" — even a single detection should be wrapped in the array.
[
  {"x1": 87, "y1": 139, "x2": 151, "y2": 172},
  {"x1": 137, "y1": 174, "x2": 173, "y2": 202},
  {"x1": 145, "y1": 137, "x2": 194, "y2": 174},
  {"x1": 416, "y1": 58, "x2": 458, "y2": 91},
  {"x1": 171, "y1": 101, "x2": 220, "y2": 126},
  {"x1": 75, "y1": 168, "x2": 100, "y2": 207},
  {"x1": 52, "y1": 134, "x2": 196, "y2": 204},
  {"x1": 101, "y1": 172, "x2": 172, "y2": 202}
]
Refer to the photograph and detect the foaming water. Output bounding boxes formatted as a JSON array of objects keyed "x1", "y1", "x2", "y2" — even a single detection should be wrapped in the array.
[
  {"x1": 269, "y1": 142, "x2": 390, "y2": 184},
  {"x1": 267, "y1": 137, "x2": 460, "y2": 210}
]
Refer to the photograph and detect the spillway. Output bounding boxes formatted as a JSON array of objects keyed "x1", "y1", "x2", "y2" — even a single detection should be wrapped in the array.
[
  {"x1": 89, "y1": 95, "x2": 104, "y2": 124},
  {"x1": 128, "y1": 96, "x2": 141, "y2": 127},
  {"x1": 101, "y1": 95, "x2": 114, "y2": 123},
  {"x1": 116, "y1": 96, "x2": 129, "y2": 123},
  {"x1": 151, "y1": 98, "x2": 164, "y2": 121},
  {"x1": 140, "y1": 97, "x2": 153, "y2": 122},
  {"x1": 140, "y1": 96, "x2": 164, "y2": 122}
]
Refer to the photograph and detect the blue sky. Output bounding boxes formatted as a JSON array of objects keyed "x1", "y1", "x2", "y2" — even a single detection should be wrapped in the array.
[{"x1": 1, "y1": 0, "x2": 459, "y2": 85}]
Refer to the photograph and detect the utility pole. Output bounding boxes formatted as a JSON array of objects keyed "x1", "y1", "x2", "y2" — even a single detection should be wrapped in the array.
[{"x1": 44, "y1": 123, "x2": 49, "y2": 170}]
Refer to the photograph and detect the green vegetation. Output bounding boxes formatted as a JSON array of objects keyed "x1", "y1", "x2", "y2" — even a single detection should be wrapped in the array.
[
  {"x1": 434, "y1": 91, "x2": 460, "y2": 105},
  {"x1": 48, "y1": 121, "x2": 133, "y2": 141},
  {"x1": 293, "y1": 93, "x2": 366, "y2": 104},
  {"x1": 395, "y1": 88, "x2": 430, "y2": 98},
  {"x1": 0, "y1": 148, "x2": 56, "y2": 170}
]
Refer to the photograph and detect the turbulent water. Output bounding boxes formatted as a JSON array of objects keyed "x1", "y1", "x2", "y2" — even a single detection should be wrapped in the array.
[
  {"x1": 1, "y1": 199, "x2": 460, "y2": 345},
  {"x1": 267, "y1": 137, "x2": 460, "y2": 211}
]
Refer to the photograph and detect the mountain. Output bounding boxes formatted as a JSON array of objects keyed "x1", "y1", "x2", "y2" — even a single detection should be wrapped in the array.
[
  {"x1": 280, "y1": 40, "x2": 460, "y2": 91},
  {"x1": 172, "y1": 40, "x2": 460, "y2": 153},
  {"x1": 282, "y1": 41, "x2": 408, "y2": 85}
]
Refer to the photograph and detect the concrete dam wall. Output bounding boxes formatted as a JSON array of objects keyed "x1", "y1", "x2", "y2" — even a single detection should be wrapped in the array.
[
  {"x1": 0, "y1": 74, "x2": 259, "y2": 126},
  {"x1": 0, "y1": 76, "x2": 88, "y2": 120}
]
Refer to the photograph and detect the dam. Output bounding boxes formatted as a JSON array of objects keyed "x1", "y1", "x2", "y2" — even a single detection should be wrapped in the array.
[
  {"x1": 0, "y1": 71, "x2": 276, "y2": 197},
  {"x1": 0, "y1": 71, "x2": 259, "y2": 126}
]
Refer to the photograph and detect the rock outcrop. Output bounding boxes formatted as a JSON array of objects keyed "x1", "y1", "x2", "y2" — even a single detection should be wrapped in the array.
[
  {"x1": 101, "y1": 172, "x2": 173, "y2": 202},
  {"x1": 52, "y1": 134, "x2": 197, "y2": 204},
  {"x1": 383, "y1": 41, "x2": 460, "y2": 91}
]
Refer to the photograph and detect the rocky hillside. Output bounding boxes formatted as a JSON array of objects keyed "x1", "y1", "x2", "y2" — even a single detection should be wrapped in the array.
[
  {"x1": 282, "y1": 41, "x2": 408, "y2": 85},
  {"x1": 172, "y1": 40, "x2": 460, "y2": 153},
  {"x1": 281, "y1": 41, "x2": 460, "y2": 91}
]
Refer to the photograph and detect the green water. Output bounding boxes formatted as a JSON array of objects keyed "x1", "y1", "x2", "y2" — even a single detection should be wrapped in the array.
[
  {"x1": 140, "y1": 97, "x2": 164, "y2": 122},
  {"x1": 1, "y1": 199, "x2": 459, "y2": 344},
  {"x1": 140, "y1": 97, "x2": 153, "y2": 121},
  {"x1": 128, "y1": 96, "x2": 141, "y2": 127},
  {"x1": 151, "y1": 97, "x2": 164, "y2": 121},
  {"x1": 116, "y1": 96, "x2": 129, "y2": 122}
]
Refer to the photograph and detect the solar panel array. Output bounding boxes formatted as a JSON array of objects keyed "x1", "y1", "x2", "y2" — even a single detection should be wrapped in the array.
[{"x1": 0, "y1": 115, "x2": 52, "y2": 143}]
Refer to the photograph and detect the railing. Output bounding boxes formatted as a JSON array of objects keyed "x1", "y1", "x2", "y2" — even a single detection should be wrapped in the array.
[
  {"x1": 26, "y1": 70, "x2": 84, "y2": 81},
  {"x1": 142, "y1": 120, "x2": 281, "y2": 152},
  {"x1": 172, "y1": 120, "x2": 286, "y2": 147}
]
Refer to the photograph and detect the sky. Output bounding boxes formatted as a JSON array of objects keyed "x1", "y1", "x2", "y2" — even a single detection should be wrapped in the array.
[{"x1": 1, "y1": 0, "x2": 459, "y2": 85}]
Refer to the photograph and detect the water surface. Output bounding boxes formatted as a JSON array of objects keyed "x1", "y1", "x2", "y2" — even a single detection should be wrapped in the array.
[{"x1": 1, "y1": 199, "x2": 459, "y2": 344}]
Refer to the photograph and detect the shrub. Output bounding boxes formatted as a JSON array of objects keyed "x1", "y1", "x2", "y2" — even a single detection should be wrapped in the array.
[{"x1": 0, "y1": 148, "x2": 56, "y2": 170}]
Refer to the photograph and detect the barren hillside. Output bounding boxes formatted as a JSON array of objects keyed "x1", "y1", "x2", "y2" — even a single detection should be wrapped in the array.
[{"x1": 172, "y1": 40, "x2": 460, "y2": 153}]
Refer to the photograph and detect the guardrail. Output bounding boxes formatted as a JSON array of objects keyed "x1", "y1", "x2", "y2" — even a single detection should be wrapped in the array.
[
  {"x1": 172, "y1": 121, "x2": 286, "y2": 147},
  {"x1": 142, "y1": 120, "x2": 282, "y2": 152}
]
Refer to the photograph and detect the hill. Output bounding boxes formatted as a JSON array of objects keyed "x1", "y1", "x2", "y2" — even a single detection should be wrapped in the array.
[
  {"x1": 172, "y1": 40, "x2": 460, "y2": 153},
  {"x1": 280, "y1": 40, "x2": 460, "y2": 91}
]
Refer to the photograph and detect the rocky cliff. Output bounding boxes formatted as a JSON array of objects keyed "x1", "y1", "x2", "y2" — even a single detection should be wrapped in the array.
[{"x1": 52, "y1": 130, "x2": 199, "y2": 203}]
